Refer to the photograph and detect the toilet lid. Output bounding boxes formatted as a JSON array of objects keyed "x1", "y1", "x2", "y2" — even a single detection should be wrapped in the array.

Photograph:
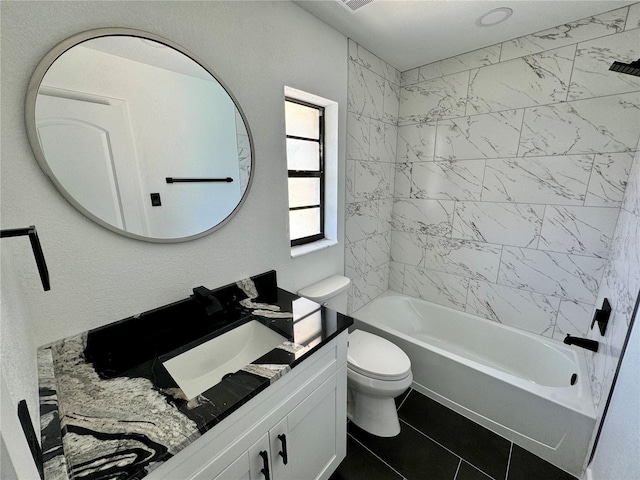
[{"x1": 347, "y1": 330, "x2": 411, "y2": 381}]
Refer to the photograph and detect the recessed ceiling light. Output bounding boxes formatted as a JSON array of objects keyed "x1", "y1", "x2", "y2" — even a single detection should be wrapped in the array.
[{"x1": 476, "y1": 7, "x2": 513, "y2": 27}]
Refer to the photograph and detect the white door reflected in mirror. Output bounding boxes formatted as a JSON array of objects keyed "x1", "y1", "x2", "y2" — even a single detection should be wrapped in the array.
[{"x1": 26, "y1": 29, "x2": 253, "y2": 242}]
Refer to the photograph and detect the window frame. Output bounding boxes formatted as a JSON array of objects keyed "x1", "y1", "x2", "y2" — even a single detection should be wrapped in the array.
[{"x1": 285, "y1": 97, "x2": 326, "y2": 247}]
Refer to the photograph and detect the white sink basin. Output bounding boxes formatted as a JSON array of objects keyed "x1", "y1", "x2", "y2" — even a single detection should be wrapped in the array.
[{"x1": 162, "y1": 320, "x2": 288, "y2": 399}]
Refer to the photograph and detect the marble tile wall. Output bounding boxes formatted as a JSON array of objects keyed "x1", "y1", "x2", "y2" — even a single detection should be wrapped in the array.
[
  {"x1": 346, "y1": 40, "x2": 400, "y2": 311},
  {"x1": 390, "y1": 4, "x2": 640, "y2": 413},
  {"x1": 583, "y1": 143, "x2": 640, "y2": 413}
]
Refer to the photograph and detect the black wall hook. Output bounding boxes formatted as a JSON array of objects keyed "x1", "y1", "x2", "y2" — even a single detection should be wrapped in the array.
[{"x1": 0, "y1": 226, "x2": 50, "y2": 291}]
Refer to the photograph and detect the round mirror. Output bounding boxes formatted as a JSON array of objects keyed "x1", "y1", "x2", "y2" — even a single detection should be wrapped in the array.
[{"x1": 26, "y1": 28, "x2": 254, "y2": 242}]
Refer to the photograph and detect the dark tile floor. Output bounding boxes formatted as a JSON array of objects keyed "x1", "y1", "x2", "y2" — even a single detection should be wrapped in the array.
[{"x1": 329, "y1": 389, "x2": 579, "y2": 480}]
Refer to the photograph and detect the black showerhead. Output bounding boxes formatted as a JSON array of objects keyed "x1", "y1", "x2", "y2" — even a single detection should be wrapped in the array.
[{"x1": 609, "y1": 58, "x2": 640, "y2": 77}]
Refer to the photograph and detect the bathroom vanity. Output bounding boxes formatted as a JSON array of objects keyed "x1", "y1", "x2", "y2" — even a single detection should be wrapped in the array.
[{"x1": 38, "y1": 271, "x2": 352, "y2": 480}]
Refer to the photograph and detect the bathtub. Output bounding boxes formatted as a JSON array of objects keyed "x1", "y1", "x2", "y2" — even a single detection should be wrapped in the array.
[{"x1": 351, "y1": 291, "x2": 596, "y2": 477}]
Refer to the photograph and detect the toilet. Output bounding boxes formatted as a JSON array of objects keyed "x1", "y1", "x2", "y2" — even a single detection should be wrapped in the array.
[{"x1": 298, "y1": 276, "x2": 413, "y2": 437}]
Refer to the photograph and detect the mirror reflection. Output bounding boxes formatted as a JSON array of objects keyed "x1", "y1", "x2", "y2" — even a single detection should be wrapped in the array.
[{"x1": 29, "y1": 31, "x2": 252, "y2": 241}]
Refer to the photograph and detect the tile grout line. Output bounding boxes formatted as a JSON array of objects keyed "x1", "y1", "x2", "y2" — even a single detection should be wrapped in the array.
[
  {"x1": 453, "y1": 458, "x2": 462, "y2": 480},
  {"x1": 371, "y1": 148, "x2": 639, "y2": 162},
  {"x1": 504, "y1": 442, "x2": 513, "y2": 480},
  {"x1": 515, "y1": 106, "x2": 527, "y2": 158},
  {"x1": 623, "y1": 5, "x2": 631, "y2": 33},
  {"x1": 582, "y1": 154, "x2": 598, "y2": 207},
  {"x1": 395, "y1": 88, "x2": 640, "y2": 127},
  {"x1": 396, "y1": 388, "x2": 412, "y2": 411},
  {"x1": 399, "y1": 419, "x2": 501, "y2": 480},
  {"x1": 346, "y1": 432, "x2": 407, "y2": 480},
  {"x1": 564, "y1": 43, "x2": 579, "y2": 103}
]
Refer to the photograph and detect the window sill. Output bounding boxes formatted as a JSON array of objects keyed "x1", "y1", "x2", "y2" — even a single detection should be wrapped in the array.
[{"x1": 291, "y1": 238, "x2": 338, "y2": 258}]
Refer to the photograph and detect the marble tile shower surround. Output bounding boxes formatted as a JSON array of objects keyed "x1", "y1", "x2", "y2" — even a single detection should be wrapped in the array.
[
  {"x1": 583, "y1": 145, "x2": 640, "y2": 412},
  {"x1": 386, "y1": 4, "x2": 640, "y2": 419},
  {"x1": 346, "y1": 4, "x2": 640, "y2": 417},
  {"x1": 346, "y1": 40, "x2": 400, "y2": 312}
]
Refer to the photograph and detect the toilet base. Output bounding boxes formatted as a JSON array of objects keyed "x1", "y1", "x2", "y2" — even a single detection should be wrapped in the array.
[{"x1": 348, "y1": 388, "x2": 401, "y2": 437}]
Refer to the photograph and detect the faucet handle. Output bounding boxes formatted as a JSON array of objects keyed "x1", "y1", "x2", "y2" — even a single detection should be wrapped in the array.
[{"x1": 591, "y1": 298, "x2": 611, "y2": 336}]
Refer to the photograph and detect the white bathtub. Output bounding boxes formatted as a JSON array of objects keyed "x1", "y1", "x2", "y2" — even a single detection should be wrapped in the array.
[{"x1": 351, "y1": 291, "x2": 596, "y2": 477}]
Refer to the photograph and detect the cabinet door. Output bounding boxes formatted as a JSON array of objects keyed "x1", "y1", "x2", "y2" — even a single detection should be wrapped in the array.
[
  {"x1": 270, "y1": 375, "x2": 341, "y2": 480},
  {"x1": 212, "y1": 433, "x2": 271, "y2": 480},
  {"x1": 213, "y1": 453, "x2": 251, "y2": 480}
]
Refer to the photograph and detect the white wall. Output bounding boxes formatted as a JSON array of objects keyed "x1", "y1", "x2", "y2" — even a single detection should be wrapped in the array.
[
  {"x1": 0, "y1": 251, "x2": 41, "y2": 480},
  {"x1": 589, "y1": 311, "x2": 639, "y2": 480},
  {"x1": 0, "y1": 1, "x2": 347, "y2": 475}
]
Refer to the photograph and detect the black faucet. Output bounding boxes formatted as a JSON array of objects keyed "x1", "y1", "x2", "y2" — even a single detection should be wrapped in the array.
[
  {"x1": 192, "y1": 286, "x2": 223, "y2": 316},
  {"x1": 564, "y1": 334, "x2": 599, "y2": 352}
]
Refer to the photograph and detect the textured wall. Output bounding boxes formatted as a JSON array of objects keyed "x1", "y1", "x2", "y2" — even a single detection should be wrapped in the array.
[
  {"x1": 389, "y1": 5, "x2": 640, "y2": 351},
  {"x1": 1, "y1": 2, "x2": 347, "y2": 475},
  {"x1": 345, "y1": 40, "x2": 400, "y2": 312},
  {"x1": 1, "y1": 0, "x2": 348, "y2": 343}
]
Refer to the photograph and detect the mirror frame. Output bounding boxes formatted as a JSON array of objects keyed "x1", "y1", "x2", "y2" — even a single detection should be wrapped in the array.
[{"x1": 25, "y1": 27, "x2": 255, "y2": 243}]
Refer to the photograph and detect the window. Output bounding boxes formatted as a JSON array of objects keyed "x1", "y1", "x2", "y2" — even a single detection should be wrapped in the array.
[{"x1": 285, "y1": 98, "x2": 325, "y2": 246}]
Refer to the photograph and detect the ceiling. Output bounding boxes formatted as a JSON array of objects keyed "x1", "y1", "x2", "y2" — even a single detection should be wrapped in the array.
[{"x1": 293, "y1": 0, "x2": 634, "y2": 72}]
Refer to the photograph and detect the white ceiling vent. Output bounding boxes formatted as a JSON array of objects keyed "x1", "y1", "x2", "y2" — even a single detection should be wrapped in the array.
[{"x1": 337, "y1": 0, "x2": 376, "y2": 13}]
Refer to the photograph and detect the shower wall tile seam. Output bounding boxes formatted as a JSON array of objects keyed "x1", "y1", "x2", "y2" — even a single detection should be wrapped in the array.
[
  {"x1": 463, "y1": 70, "x2": 472, "y2": 117},
  {"x1": 565, "y1": 44, "x2": 578, "y2": 104},
  {"x1": 346, "y1": 110, "x2": 398, "y2": 127},
  {"x1": 623, "y1": 4, "x2": 632, "y2": 31},
  {"x1": 515, "y1": 106, "x2": 527, "y2": 159},
  {"x1": 581, "y1": 155, "x2": 598, "y2": 208},
  {"x1": 391, "y1": 151, "x2": 639, "y2": 163},
  {"x1": 396, "y1": 88, "x2": 640, "y2": 128},
  {"x1": 390, "y1": 259, "x2": 600, "y2": 307},
  {"x1": 534, "y1": 205, "x2": 546, "y2": 250}
]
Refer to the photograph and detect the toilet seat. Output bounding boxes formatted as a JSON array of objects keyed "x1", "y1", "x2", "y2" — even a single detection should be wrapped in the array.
[{"x1": 347, "y1": 330, "x2": 411, "y2": 381}]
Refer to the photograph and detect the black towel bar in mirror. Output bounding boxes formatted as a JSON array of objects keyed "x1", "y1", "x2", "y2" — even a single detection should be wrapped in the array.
[{"x1": 166, "y1": 177, "x2": 234, "y2": 183}]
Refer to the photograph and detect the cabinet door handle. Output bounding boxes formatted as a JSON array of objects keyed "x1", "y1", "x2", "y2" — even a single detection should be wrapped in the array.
[
  {"x1": 259, "y1": 450, "x2": 270, "y2": 480},
  {"x1": 277, "y1": 434, "x2": 288, "y2": 465}
]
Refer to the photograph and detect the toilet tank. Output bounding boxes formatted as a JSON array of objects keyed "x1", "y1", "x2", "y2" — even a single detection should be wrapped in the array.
[{"x1": 298, "y1": 275, "x2": 351, "y2": 314}]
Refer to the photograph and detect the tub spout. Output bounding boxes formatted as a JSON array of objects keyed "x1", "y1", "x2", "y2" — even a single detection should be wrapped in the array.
[{"x1": 563, "y1": 334, "x2": 599, "y2": 352}]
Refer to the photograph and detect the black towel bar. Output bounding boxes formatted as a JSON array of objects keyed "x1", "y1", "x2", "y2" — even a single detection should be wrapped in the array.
[{"x1": 166, "y1": 177, "x2": 233, "y2": 183}]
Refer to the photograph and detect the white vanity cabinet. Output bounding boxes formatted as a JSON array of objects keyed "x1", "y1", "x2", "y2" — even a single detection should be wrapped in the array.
[
  {"x1": 213, "y1": 433, "x2": 269, "y2": 480},
  {"x1": 147, "y1": 332, "x2": 348, "y2": 480},
  {"x1": 213, "y1": 370, "x2": 343, "y2": 480}
]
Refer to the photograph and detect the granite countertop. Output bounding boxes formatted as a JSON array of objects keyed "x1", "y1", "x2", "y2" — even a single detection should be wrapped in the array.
[{"x1": 38, "y1": 271, "x2": 353, "y2": 480}]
